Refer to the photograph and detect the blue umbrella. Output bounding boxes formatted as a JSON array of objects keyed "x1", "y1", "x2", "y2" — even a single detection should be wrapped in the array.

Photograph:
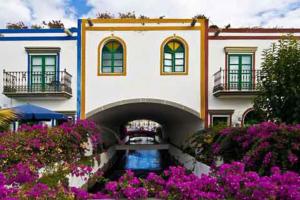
[{"x1": 12, "y1": 103, "x2": 67, "y2": 120}]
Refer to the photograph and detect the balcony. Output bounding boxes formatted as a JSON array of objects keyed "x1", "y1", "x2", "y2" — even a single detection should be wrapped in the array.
[
  {"x1": 3, "y1": 69, "x2": 72, "y2": 98},
  {"x1": 213, "y1": 68, "x2": 262, "y2": 97}
]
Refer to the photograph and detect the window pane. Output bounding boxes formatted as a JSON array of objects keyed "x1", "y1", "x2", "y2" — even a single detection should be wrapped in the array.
[
  {"x1": 164, "y1": 53, "x2": 172, "y2": 59},
  {"x1": 175, "y1": 66, "x2": 184, "y2": 72},
  {"x1": 32, "y1": 66, "x2": 42, "y2": 72},
  {"x1": 102, "y1": 67, "x2": 112, "y2": 73},
  {"x1": 103, "y1": 53, "x2": 111, "y2": 59},
  {"x1": 242, "y1": 56, "x2": 251, "y2": 64},
  {"x1": 114, "y1": 53, "x2": 123, "y2": 59},
  {"x1": 103, "y1": 60, "x2": 112, "y2": 67},
  {"x1": 164, "y1": 66, "x2": 172, "y2": 72},
  {"x1": 45, "y1": 66, "x2": 55, "y2": 72},
  {"x1": 175, "y1": 59, "x2": 184, "y2": 65},
  {"x1": 242, "y1": 65, "x2": 251, "y2": 71},
  {"x1": 164, "y1": 60, "x2": 172, "y2": 66},
  {"x1": 32, "y1": 57, "x2": 42, "y2": 65},
  {"x1": 114, "y1": 60, "x2": 123, "y2": 67},
  {"x1": 175, "y1": 53, "x2": 184, "y2": 59},
  {"x1": 45, "y1": 57, "x2": 55, "y2": 65},
  {"x1": 114, "y1": 67, "x2": 123, "y2": 73},
  {"x1": 229, "y1": 65, "x2": 239, "y2": 71},
  {"x1": 229, "y1": 56, "x2": 239, "y2": 64},
  {"x1": 213, "y1": 117, "x2": 228, "y2": 126}
]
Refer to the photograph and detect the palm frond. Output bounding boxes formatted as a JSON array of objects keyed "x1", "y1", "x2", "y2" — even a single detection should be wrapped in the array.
[{"x1": 0, "y1": 109, "x2": 16, "y2": 130}]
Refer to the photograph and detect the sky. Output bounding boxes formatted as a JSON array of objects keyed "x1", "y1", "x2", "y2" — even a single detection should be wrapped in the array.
[{"x1": 0, "y1": 0, "x2": 299, "y2": 28}]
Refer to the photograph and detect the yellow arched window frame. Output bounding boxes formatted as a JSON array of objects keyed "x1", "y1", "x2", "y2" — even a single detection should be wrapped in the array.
[
  {"x1": 97, "y1": 36, "x2": 127, "y2": 76},
  {"x1": 160, "y1": 36, "x2": 189, "y2": 75}
]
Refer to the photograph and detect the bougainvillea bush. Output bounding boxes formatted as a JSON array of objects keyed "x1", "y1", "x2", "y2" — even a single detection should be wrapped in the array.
[
  {"x1": 101, "y1": 162, "x2": 300, "y2": 200},
  {"x1": 183, "y1": 124, "x2": 227, "y2": 164},
  {"x1": 213, "y1": 122, "x2": 300, "y2": 174},
  {"x1": 0, "y1": 120, "x2": 105, "y2": 199}
]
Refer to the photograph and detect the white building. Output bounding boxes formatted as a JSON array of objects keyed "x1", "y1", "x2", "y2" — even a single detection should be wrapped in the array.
[{"x1": 0, "y1": 18, "x2": 299, "y2": 146}]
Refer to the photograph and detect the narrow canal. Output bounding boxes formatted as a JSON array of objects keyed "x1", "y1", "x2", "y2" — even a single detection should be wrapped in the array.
[{"x1": 89, "y1": 138, "x2": 174, "y2": 193}]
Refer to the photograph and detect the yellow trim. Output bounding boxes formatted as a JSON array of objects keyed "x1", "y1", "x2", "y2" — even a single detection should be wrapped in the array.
[
  {"x1": 80, "y1": 18, "x2": 207, "y2": 123},
  {"x1": 81, "y1": 21, "x2": 86, "y2": 119},
  {"x1": 97, "y1": 36, "x2": 127, "y2": 76},
  {"x1": 200, "y1": 19, "x2": 206, "y2": 120},
  {"x1": 83, "y1": 18, "x2": 198, "y2": 24},
  {"x1": 160, "y1": 35, "x2": 189, "y2": 76},
  {"x1": 86, "y1": 26, "x2": 200, "y2": 31}
]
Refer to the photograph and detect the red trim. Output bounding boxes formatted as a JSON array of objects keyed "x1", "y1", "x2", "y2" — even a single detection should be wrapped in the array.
[
  {"x1": 241, "y1": 108, "x2": 254, "y2": 127},
  {"x1": 208, "y1": 28, "x2": 300, "y2": 33},
  {"x1": 209, "y1": 36, "x2": 300, "y2": 40},
  {"x1": 253, "y1": 53, "x2": 256, "y2": 90},
  {"x1": 225, "y1": 52, "x2": 228, "y2": 90},
  {"x1": 204, "y1": 19, "x2": 209, "y2": 129}
]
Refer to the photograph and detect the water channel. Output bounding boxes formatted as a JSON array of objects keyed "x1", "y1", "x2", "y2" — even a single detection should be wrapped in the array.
[{"x1": 89, "y1": 137, "x2": 174, "y2": 193}]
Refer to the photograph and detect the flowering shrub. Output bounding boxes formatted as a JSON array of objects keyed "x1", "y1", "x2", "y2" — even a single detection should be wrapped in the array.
[
  {"x1": 0, "y1": 120, "x2": 104, "y2": 199},
  {"x1": 101, "y1": 163, "x2": 300, "y2": 200},
  {"x1": 213, "y1": 122, "x2": 300, "y2": 174},
  {"x1": 183, "y1": 124, "x2": 226, "y2": 164}
]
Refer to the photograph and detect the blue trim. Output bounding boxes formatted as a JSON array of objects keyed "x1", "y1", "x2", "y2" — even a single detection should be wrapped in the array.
[
  {"x1": 76, "y1": 19, "x2": 82, "y2": 119},
  {"x1": 57, "y1": 53, "x2": 60, "y2": 82},
  {"x1": 0, "y1": 27, "x2": 77, "y2": 34},
  {"x1": 27, "y1": 54, "x2": 30, "y2": 88},
  {"x1": 0, "y1": 36, "x2": 76, "y2": 41}
]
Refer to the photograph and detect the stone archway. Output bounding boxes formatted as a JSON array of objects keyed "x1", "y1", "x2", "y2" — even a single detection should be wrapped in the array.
[{"x1": 87, "y1": 98, "x2": 203, "y2": 147}]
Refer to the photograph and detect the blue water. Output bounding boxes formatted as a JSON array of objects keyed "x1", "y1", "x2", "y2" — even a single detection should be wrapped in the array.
[{"x1": 125, "y1": 150, "x2": 161, "y2": 170}]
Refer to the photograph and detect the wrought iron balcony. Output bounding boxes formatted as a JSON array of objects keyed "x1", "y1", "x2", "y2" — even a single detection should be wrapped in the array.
[
  {"x1": 3, "y1": 69, "x2": 72, "y2": 98},
  {"x1": 213, "y1": 68, "x2": 262, "y2": 97}
]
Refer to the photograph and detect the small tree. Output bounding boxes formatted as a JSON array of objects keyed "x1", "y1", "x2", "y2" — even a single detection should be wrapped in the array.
[
  {"x1": 119, "y1": 11, "x2": 136, "y2": 19},
  {"x1": 96, "y1": 12, "x2": 114, "y2": 19},
  {"x1": 31, "y1": 24, "x2": 43, "y2": 29},
  {"x1": 43, "y1": 20, "x2": 64, "y2": 29},
  {"x1": 254, "y1": 36, "x2": 300, "y2": 124},
  {"x1": 6, "y1": 22, "x2": 28, "y2": 29}
]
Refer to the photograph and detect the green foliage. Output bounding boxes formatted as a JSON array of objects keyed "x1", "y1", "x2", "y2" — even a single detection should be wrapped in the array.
[
  {"x1": 6, "y1": 22, "x2": 28, "y2": 29},
  {"x1": 254, "y1": 36, "x2": 300, "y2": 124},
  {"x1": 39, "y1": 165, "x2": 69, "y2": 187}
]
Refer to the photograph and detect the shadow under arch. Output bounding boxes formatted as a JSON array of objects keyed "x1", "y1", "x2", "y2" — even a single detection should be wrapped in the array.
[{"x1": 87, "y1": 98, "x2": 203, "y2": 146}]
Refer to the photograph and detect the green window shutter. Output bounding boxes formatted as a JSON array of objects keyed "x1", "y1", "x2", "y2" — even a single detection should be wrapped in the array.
[
  {"x1": 30, "y1": 55, "x2": 56, "y2": 91},
  {"x1": 101, "y1": 40, "x2": 124, "y2": 73},
  {"x1": 163, "y1": 40, "x2": 185, "y2": 73},
  {"x1": 228, "y1": 54, "x2": 253, "y2": 90}
]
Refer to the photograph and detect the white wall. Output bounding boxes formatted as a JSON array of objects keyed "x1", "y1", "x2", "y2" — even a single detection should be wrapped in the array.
[
  {"x1": 0, "y1": 40, "x2": 77, "y2": 112},
  {"x1": 84, "y1": 26, "x2": 202, "y2": 115}
]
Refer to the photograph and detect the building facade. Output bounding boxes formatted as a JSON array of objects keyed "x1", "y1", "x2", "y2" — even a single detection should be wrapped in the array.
[{"x1": 0, "y1": 18, "x2": 299, "y2": 145}]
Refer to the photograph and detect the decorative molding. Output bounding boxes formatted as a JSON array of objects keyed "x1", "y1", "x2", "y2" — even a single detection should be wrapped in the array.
[
  {"x1": 25, "y1": 47, "x2": 61, "y2": 53},
  {"x1": 208, "y1": 109, "x2": 234, "y2": 115},
  {"x1": 224, "y1": 47, "x2": 257, "y2": 53}
]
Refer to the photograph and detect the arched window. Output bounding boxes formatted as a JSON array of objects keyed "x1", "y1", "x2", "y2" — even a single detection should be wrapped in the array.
[
  {"x1": 98, "y1": 37, "x2": 126, "y2": 75},
  {"x1": 242, "y1": 108, "x2": 264, "y2": 127},
  {"x1": 161, "y1": 36, "x2": 188, "y2": 75}
]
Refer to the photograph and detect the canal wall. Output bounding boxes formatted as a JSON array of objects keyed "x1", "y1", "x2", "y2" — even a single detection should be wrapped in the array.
[
  {"x1": 68, "y1": 146, "x2": 116, "y2": 188},
  {"x1": 168, "y1": 144, "x2": 211, "y2": 176}
]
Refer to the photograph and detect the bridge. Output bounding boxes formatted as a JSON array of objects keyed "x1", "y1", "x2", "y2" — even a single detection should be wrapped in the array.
[{"x1": 114, "y1": 144, "x2": 169, "y2": 151}]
